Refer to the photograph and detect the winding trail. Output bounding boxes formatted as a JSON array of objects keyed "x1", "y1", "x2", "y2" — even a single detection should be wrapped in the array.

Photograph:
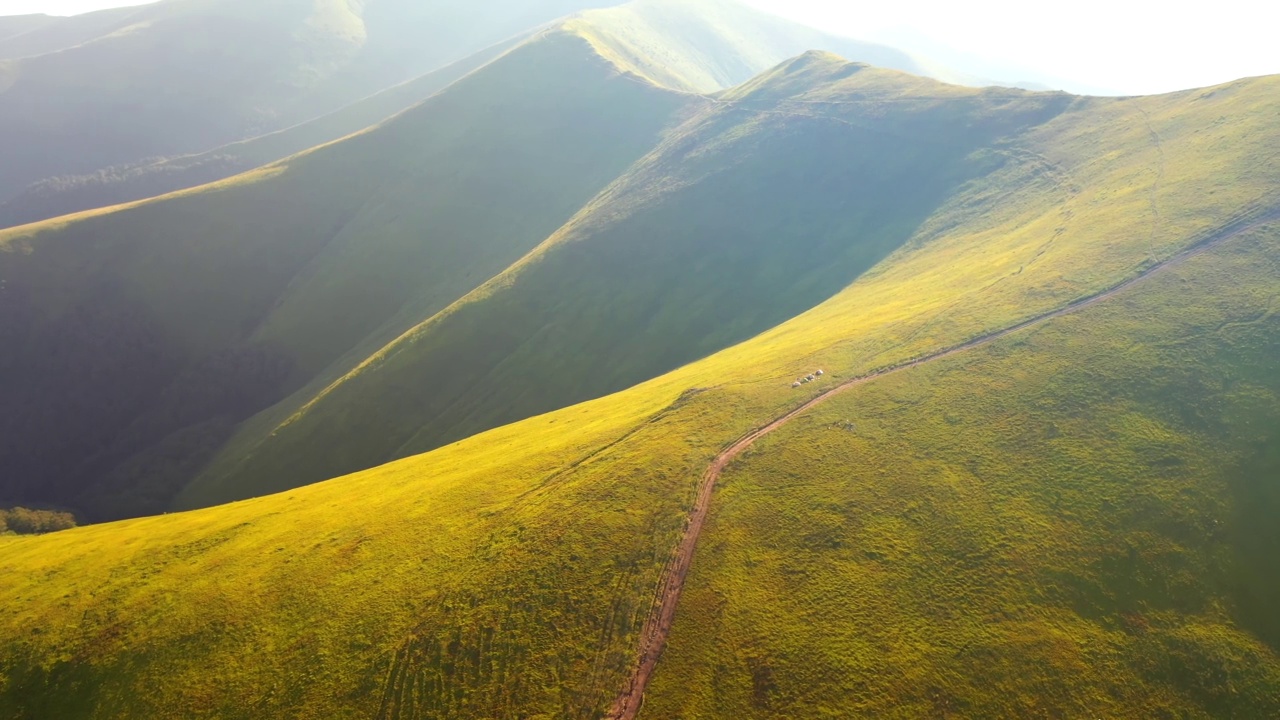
[{"x1": 605, "y1": 210, "x2": 1278, "y2": 720}]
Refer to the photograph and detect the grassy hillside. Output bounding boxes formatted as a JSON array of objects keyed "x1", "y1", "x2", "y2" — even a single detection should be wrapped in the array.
[
  {"x1": 0, "y1": 0, "x2": 1011, "y2": 521},
  {"x1": 0, "y1": 0, "x2": 626, "y2": 209},
  {"x1": 178, "y1": 52, "x2": 1068, "y2": 509},
  {"x1": 0, "y1": 35, "x2": 525, "y2": 229},
  {"x1": 643, "y1": 222, "x2": 1280, "y2": 719},
  {"x1": 0, "y1": 0, "x2": 977, "y2": 230},
  {"x1": 190, "y1": 51, "x2": 1280, "y2": 510},
  {"x1": 0, "y1": 28, "x2": 693, "y2": 521},
  {"x1": 0, "y1": 63, "x2": 1275, "y2": 714}
]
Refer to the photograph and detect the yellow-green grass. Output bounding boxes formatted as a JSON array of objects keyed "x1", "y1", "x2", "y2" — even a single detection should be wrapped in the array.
[
  {"x1": 0, "y1": 61, "x2": 1277, "y2": 715},
  {"x1": 187, "y1": 61, "x2": 1280, "y2": 511},
  {"x1": 644, "y1": 225, "x2": 1280, "y2": 718},
  {"x1": 0, "y1": 353, "x2": 754, "y2": 717}
]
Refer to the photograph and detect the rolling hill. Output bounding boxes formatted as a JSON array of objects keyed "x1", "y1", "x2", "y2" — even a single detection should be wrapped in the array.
[{"x1": 0, "y1": 55, "x2": 1275, "y2": 715}]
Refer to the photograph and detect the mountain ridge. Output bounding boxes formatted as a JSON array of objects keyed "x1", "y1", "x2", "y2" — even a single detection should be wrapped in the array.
[
  {"x1": 0, "y1": 69, "x2": 1275, "y2": 710},
  {"x1": 0, "y1": 6, "x2": 1277, "y2": 716}
]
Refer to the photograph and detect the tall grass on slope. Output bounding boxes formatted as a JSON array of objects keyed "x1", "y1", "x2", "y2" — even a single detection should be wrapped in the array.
[{"x1": 644, "y1": 225, "x2": 1280, "y2": 718}]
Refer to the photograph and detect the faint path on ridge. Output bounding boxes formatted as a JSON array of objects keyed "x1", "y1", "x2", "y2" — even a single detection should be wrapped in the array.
[{"x1": 605, "y1": 209, "x2": 1279, "y2": 720}]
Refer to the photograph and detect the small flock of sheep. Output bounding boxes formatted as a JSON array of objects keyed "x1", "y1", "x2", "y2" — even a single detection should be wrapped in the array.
[{"x1": 792, "y1": 369, "x2": 824, "y2": 388}]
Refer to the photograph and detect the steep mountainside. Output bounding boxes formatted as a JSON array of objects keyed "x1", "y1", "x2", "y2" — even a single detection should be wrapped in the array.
[
  {"x1": 0, "y1": 0, "x2": 627, "y2": 211},
  {"x1": 0, "y1": 60, "x2": 1275, "y2": 716},
  {"x1": 0, "y1": 28, "x2": 694, "y2": 521},
  {"x1": 0, "y1": 0, "x2": 999, "y2": 522},
  {"x1": 182, "y1": 52, "x2": 1067, "y2": 509}
]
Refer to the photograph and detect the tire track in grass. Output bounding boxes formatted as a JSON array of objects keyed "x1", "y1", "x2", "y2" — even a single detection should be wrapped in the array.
[{"x1": 606, "y1": 209, "x2": 1279, "y2": 719}]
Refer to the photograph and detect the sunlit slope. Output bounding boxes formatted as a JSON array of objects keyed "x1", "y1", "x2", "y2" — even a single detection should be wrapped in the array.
[
  {"x1": 186, "y1": 60, "x2": 1280, "y2": 510},
  {"x1": 1, "y1": 111, "x2": 1277, "y2": 718},
  {"x1": 1, "y1": 62, "x2": 1278, "y2": 717},
  {"x1": 0, "y1": 29, "x2": 692, "y2": 521},
  {"x1": 179, "y1": 53, "x2": 1069, "y2": 509},
  {"x1": 568, "y1": 0, "x2": 975, "y2": 93},
  {"x1": 644, "y1": 226, "x2": 1280, "y2": 718},
  {"x1": 0, "y1": 35, "x2": 525, "y2": 230}
]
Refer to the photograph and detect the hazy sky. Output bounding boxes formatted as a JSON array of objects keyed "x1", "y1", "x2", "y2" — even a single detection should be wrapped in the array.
[
  {"x1": 2, "y1": 0, "x2": 153, "y2": 15},
  {"x1": 5, "y1": 0, "x2": 1278, "y2": 95},
  {"x1": 745, "y1": 0, "x2": 1280, "y2": 95}
]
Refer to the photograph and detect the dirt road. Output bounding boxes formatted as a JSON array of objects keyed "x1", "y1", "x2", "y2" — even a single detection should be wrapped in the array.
[{"x1": 605, "y1": 210, "x2": 1278, "y2": 720}]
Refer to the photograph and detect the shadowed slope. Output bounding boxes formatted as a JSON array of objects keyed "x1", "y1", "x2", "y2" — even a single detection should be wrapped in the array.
[
  {"x1": 0, "y1": 34, "x2": 526, "y2": 230},
  {"x1": 0, "y1": 0, "x2": 973, "y2": 230},
  {"x1": 179, "y1": 53, "x2": 1068, "y2": 508},
  {"x1": 0, "y1": 28, "x2": 693, "y2": 521},
  {"x1": 0, "y1": 0, "x2": 628, "y2": 209},
  {"x1": 2, "y1": 0, "x2": 990, "y2": 519},
  {"x1": 0, "y1": 74, "x2": 1276, "y2": 715}
]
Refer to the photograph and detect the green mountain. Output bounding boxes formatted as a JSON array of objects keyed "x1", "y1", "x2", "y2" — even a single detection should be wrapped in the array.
[
  {"x1": 0, "y1": 0, "x2": 630, "y2": 212},
  {"x1": 0, "y1": 47, "x2": 1275, "y2": 717},
  {"x1": 0, "y1": 35, "x2": 526, "y2": 230},
  {"x1": 0, "y1": 0, "x2": 997, "y2": 522},
  {"x1": 0, "y1": 0, "x2": 972, "y2": 230},
  {"x1": 179, "y1": 51, "x2": 1064, "y2": 509},
  {"x1": 0, "y1": 25, "x2": 694, "y2": 521}
]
